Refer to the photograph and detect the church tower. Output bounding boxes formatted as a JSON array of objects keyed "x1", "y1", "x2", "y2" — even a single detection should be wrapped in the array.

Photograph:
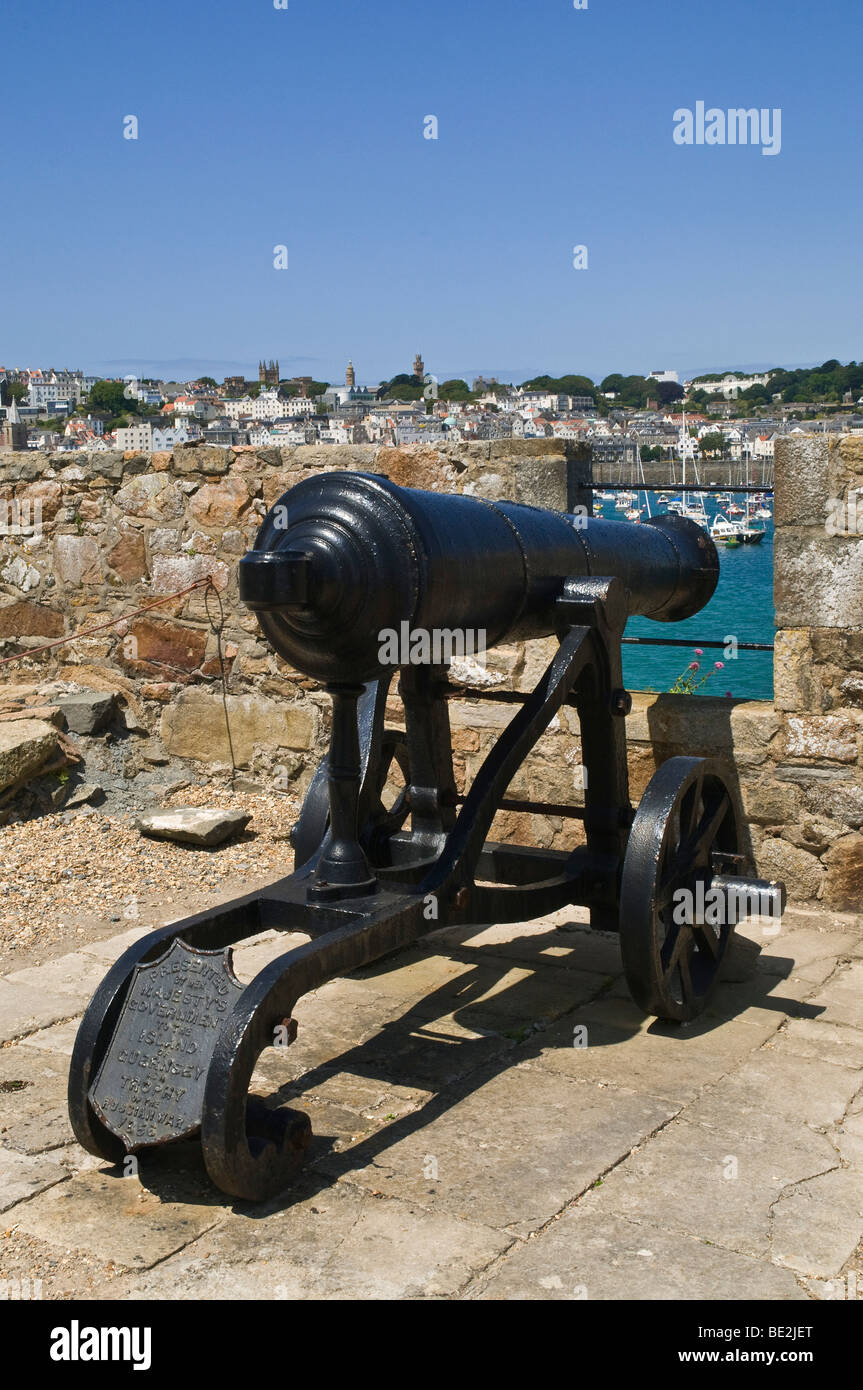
[
  {"x1": 345, "y1": 360, "x2": 356, "y2": 389},
  {"x1": 0, "y1": 395, "x2": 27, "y2": 451},
  {"x1": 414, "y1": 352, "x2": 424, "y2": 380}
]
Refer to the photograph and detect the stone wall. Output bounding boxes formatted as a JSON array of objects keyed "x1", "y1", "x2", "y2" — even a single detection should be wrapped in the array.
[
  {"x1": 0, "y1": 438, "x2": 586, "y2": 790},
  {"x1": 1, "y1": 435, "x2": 860, "y2": 908}
]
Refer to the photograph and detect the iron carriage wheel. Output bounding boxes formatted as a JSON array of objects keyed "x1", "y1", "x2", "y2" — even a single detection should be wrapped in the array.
[{"x1": 619, "y1": 756, "x2": 751, "y2": 1023}]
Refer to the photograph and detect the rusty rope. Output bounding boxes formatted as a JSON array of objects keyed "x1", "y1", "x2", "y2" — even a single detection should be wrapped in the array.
[
  {"x1": 0, "y1": 575, "x2": 216, "y2": 669},
  {"x1": 203, "y1": 578, "x2": 237, "y2": 787}
]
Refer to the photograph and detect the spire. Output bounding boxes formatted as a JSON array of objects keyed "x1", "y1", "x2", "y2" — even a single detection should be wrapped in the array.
[{"x1": 7, "y1": 395, "x2": 21, "y2": 424}]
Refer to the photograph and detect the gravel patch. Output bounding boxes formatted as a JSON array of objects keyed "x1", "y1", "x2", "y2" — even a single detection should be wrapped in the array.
[{"x1": 0, "y1": 784, "x2": 303, "y2": 973}]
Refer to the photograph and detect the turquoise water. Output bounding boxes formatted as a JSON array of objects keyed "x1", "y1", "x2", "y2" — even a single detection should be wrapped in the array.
[{"x1": 606, "y1": 491, "x2": 775, "y2": 700}]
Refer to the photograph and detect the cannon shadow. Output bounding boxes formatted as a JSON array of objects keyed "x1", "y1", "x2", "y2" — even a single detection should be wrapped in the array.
[{"x1": 127, "y1": 917, "x2": 822, "y2": 1212}]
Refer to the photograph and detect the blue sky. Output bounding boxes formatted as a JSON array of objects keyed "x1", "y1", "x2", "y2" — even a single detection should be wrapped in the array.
[{"x1": 2, "y1": 0, "x2": 860, "y2": 385}]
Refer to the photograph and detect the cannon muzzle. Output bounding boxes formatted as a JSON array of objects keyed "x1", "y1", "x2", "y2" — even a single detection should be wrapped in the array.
[{"x1": 240, "y1": 471, "x2": 718, "y2": 682}]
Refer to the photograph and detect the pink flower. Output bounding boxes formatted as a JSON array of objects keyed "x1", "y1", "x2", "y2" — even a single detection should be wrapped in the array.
[
  {"x1": 688, "y1": 661, "x2": 700, "y2": 671},
  {"x1": 725, "y1": 691, "x2": 733, "y2": 698},
  {"x1": 714, "y1": 660, "x2": 724, "y2": 669},
  {"x1": 694, "y1": 648, "x2": 703, "y2": 656}
]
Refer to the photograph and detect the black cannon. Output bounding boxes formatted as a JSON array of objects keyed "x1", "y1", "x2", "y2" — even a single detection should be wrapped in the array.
[{"x1": 69, "y1": 471, "x2": 785, "y2": 1200}]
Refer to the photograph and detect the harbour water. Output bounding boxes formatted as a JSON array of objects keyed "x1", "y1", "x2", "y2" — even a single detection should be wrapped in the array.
[{"x1": 602, "y1": 489, "x2": 775, "y2": 700}]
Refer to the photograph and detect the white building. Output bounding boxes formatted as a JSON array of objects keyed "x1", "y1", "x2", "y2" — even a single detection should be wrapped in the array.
[
  {"x1": 516, "y1": 390, "x2": 573, "y2": 412},
  {"x1": 113, "y1": 420, "x2": 190, "y2": 451},
  {"x1": 270, "y1": 422, "x2": 310, "y2": 444},
  {"x1": 551, "y1": 420, "x2": 587, "y2": 441},
  {"x1": 394, "y1": 423, "x2": 448, "y2": 445},
  {"x1": 123, "y1": 381, "x2": 164, "y2": 406},
  {"x1": 281, "y1": 396, "x2": 316, "y2": 418},
  {"x1": 751, "y1": 433, "x2": 776, "y2": 460},
  {"x1": 221, "y1": 391, "x2": 285, "y2": 421},
  {"x1": 28, "y1": 373, "x2": 84, "y2": 410},
  {"x1": 318, "y1": 422, "x2": 352, "y2": 444},
  {"x1": 677, "y1": 432, "x2": 699, "y2": 461},
  {"x1": 687, "y1": 373, "x2": 771, "y2": 400},
  {"x1": 173, "y1": 395, "x2": 219, "y2": 423}
]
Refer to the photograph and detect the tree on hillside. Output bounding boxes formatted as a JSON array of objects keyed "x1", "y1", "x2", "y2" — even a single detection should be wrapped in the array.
[
  {"x1": 87, "y1": 379, "x2": 133, "y2": 416},
  {"x1": 739, "y1": 383, "x2": 771, "y2": 405},
  {"x1": 439, "y1": 378, "x2": 471, "y2": 401},
  {"x1": 521, "y1": 374, "x2": 597, "y2": 401},
  {"x1": 599, "y1": 374, "x2": 626, "y2": 394},
  {"x1": 655, "y1": 381, "x2": 685, "y2": 405},
  {"x1": 382, "y1": 373, "x2": 423, "y2": 401}
]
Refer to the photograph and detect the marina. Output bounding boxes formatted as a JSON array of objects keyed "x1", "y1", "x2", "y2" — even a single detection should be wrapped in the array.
[{"x1": 604, "y1": 486, "x2": 775, "y2": 699}]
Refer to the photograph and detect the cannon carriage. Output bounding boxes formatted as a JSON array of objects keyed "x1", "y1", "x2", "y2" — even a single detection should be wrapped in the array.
[{"x1": 69, "y1": 471, "x2": 784, "y2": 1200}]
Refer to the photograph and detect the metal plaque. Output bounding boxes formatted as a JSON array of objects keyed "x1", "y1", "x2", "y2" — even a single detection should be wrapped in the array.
[{"x1": 88, "y1": 938, "x2": 244, "y2": 1151}]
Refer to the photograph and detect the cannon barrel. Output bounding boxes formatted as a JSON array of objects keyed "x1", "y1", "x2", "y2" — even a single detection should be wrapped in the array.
[{"x1": 239, "y1": 471, "x2": 719, "y2": 682}]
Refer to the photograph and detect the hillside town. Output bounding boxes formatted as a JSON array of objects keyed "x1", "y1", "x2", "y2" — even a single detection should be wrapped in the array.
[{"x1": 2, "y1": 357, "x2": 863, "y2": 467}]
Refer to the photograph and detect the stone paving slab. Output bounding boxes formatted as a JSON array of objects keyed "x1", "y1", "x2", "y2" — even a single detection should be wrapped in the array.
[
  {"x1": 334, "y1": 1012, "x2": 518, "y2": 1090},
  {"x1": 607, "y1": 968, "x2": 827, "y2": 1033},
  {"x1": 805, "y1": 961, "x2": 863, "y2": 1031},
  {"x1": 251, "y1": 1054, "x2": 433, "y2": 1149},
  {"x1": 685, "y1": 1049, "x2": 862, "y2": 1134},
  {"x1": 351, "y1": 947, "x2": 598, "y2": 1031},
  {"x1": 4, "y1": 951, "x2": 107, "y2": 1006},
  {"x1": 0, "y1": 980, "x2": 78, "y2": 1043},
  {"x1": 0, "y1": 1044, "x2": 74, "y2": 1155},
  {"x1": 18, "y1": 1019, "x2": 82, "y2": 1056},
  {"x1": 531, "y1": 998, "x2": 781, "y2": 1105},
  {"x1": 571, "y1": 1108, "x2": 840, "y2": 1262},
  {"x1": 232, "y1": 933, "x2": 308, "y2": 982},
  {"x1": 468, "y1": 1208, "x2": 809, "y2": 1301},
  {"x1": 78, "y1": 926, "x2": 152, "y2": 964},
  {"x1": 96, "y1": 1180, "x2": 511, "y2": 1301},
  {"x1": 316, "y1": 1062, "x2": 679, "y2": 1239},
  {"x1": 12, "y1": 1166, "x2": 224, "y2": 1269},
  {"x1": 0, "y1": 1145, "x2": 69, "y2": 1213},
  {"x1": 771, "y1": 1167, "x2": 863, "y2": 1278},
  {"x1": 833, "y1": 1110, "x2": 863, "y2": 1167},
  {"x1": 768, "y1": 1016, "x2": 863, "y2": 1070},
  {"x1": 755, "y1": 922, "x2": 863, "y2": 983},
  {"x1": 425, "y1": 913, "x2": 624, "y2": 978}
]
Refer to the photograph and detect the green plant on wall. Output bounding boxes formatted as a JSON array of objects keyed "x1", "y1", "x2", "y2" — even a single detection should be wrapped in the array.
[{"x1": 669, "y1": 649, "x2": 729, "y2": 695}]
